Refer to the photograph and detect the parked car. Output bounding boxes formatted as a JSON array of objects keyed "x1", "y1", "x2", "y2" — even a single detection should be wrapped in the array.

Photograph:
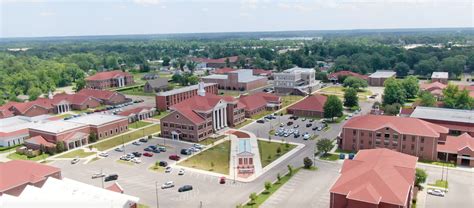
[
  {"x1": 309, "y1": 119, "x2": 314, "y2": 122},
  {"x1": 293, "y1": 125, "x2": 299, "y2": 128},
  {"x1": 144, "y1": 147, "x2": 153, "y2": 152},
  {"x1": 306, "y1": 123, "x2": 312, "y2": 127},
  {"x1": 143, "y1": 152, "x2": 153, "y2": 157},
  {"x1": 169, "y1": 154, "x2": 181, "y2": 161},
  {"x1": 256, "y1": 120, "x2": 265, "y2": 124},
  {"x1": 219, "y1": 177, "x2": 226, "y2": 184},
  {"x1": 312, "y1": 126, "x2": 318, "y2": 131},
  {"x1": 303, "y1": 133, "x2": 310, "y2": 140},
  {"x1": 178, "y1": 169, "x2": 185, "y2": 175},
  {"x1": 287, "y1": 121, "x2": 293, "y2": 126},
  {"x1": 302, "y1": 118, "x2": 306, "y2": 121},
  {"x1": 165, "y1": 166, "x2": 172, "y2": 173},
  {"x1": 159, "y1": 161, "x2": 168, "y2": 167},
  {"x1": 158, "y1": 146, "x2": 166, "y2": 152},
  {"x1": 178, "y1": 185, "x2": 193, "y2": 192},
  {"x1": 115, "y1": 147, "x2": 124, "y2": 152},
  {"x1": 71, "y1": 158, "x2": 80, "y2": 164},
  {"x1": 98, "y1": 152, "x2": 109, "y2": 157},
  {"x1": 148, "y1": 145, "x2": 157, "y2": 150},
  {"x1": 139, "y1": 138, "x2": 148, "y2": 143},
  {"x1": 91, "y1": 173, "x2": 106, "y2": 179},
  {"x1": 193, "y1": 144, "x2": 204, "y2": 150},
  {"x1": 180, "y1": 149, "x2": 191, "y2": 155},
  {"x1": 104, "y1": 174, "x2": 118, "y2": 182},
  {"x1": 152, "y1": 149, "x2": 161, "y2": 153},
  {"x1": 132, "y1": 152, "x2": 142, "y2": 157},
  {"x1": 132, "y1": 141, "x2": 142, "y2": 146},
  {"x1": 161, "y1": 181, "x2": 175, "y2": 189},
  {"x1": 428, "y1": 189, "x2": 445, "y2": 197},
  {"x1": 131, "y1": 158, "x2": 142, "y2": 164}
]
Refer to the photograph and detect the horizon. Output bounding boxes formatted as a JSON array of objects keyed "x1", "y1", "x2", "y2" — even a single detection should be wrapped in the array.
[{"x1": 1, "y1": 0, "x2": 473, "y2": 38}]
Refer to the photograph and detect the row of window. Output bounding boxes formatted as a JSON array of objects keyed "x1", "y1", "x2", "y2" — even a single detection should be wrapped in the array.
[
  {"x1": 98, "y1": 126, "x2": 127, "y2": 138},
  {"x1": 352, "y1": 129, "x2": 426, "y2": 143},
  {"x1": 238, "y1": 157, "x2": 254, "y2": 165},
  {"x1": 162, "y1": 122, "x2": 195, "y2": 130}
]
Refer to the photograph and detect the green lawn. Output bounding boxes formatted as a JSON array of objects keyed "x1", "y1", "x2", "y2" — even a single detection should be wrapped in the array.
[
  {"x1": 129, "y1": 120, "x2": 153, "y2": 129},
  {"x1": 0, "y1": 145, "x2": 21, "y2": 153},
  {"x1": 335, "y1": 148, "x2": 356, "y2": 154},
  {"x1": 244, "y1": 168, "x2": 301, "y2": 208},
  {"x1": 320, "y1": 153, "x2": 339, "y2": 161},
  {"x1": 137, "y1": 204, "x2": 150, "y2": 208},
  {"x1": 250, "y1": 110, "x2": 273, "y2": 120},
  {"x1": 319, "y1": 86, "x2": 371, "y2": 100},
  {"x1": 198, "y1": 135, "x2": 226, "y2": 145},
  {"x1": 7, "y1": 152, "x2": 50, "y2": 161},
  {"x1": 418, "y1": 159, "x2": 456, "y2": 167},
  {"x1": 151, "y1": 111, "x2": 170, "y2": 120},
  {"x1": 57, "y1": 149, "x2": 95, "y2": 158},
  {"x1": 429, "y1": 180, "x2": 449, "y2": 188},
  {"x1": 234, "y1": 119, "x2": 254, "y2": 129},
  {"x1": 281, "y1": 95, "x2": 304, "y2": 108},
  {"x1": 258, "y1": 140, "x2": 296, "y2": 168},
  {"x1": 120, "y1": 86, "x2": 155, "y2": 96},
  {"x1": 94, "y1": 124, "x2": 161, "y2": 151},
  {"x1": 179, "y1": 140, "x2": 230, "y2": 174}
]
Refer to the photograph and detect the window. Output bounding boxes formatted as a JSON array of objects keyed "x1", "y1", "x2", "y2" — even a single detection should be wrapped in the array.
[
  {"x1": 163, "y1": 123, "x2": 168, "y2": 127},
  {"x1": 239, "y1": 158, "x2": 243, "y2": 165},
  {"x1": 249, "y1": 158, "x2": 253, "y2": 165},
  {"x1": 421, "y1": 137, "x2": 425, "y2": 143},
  {"x1": 353, "y1": 130, "x2": 357, "y2": 135},
  {"x1": 403, "y1": 135, "x2": 406, "y2": 141},
  {"x1": 412, "y1": 136, "x2": 415, "y2": 142},
  {"x1": 376, "y1": 132, "x2": 381, "y2": 137},
  {"x1": 420, "y1": 147, "x2": 424, "y2": 152},
  {"x1": 369, "y1": 132, "x2": 372, "y2": 137},
  {"x1": 411, "y1": 144, "x2": 414, "y2": 150},
  {"x1": 393, "y1": 134, "x2": 398, "y2": 139},
  {"x1": 116, "y1": 128, "x2": 118, "y2": 133},
  {"x1": 384, "y1": 133, "x2": 390, "y2": 138},
  {"x1": 368, "y1": 141, "x2": 372, "y2": 145},
  {"x1": 361, "y1": 132, "x2": 364, "y2": 136},
  {"x1": 360, "y1": 140, "x2": 364, "y2": 144},
  {"x1": 190, "y1": 126, "x2": 194, "y2": 130},
  {"x1": 110, "y1": 130, "x2": 113, "y2": 135},
  {"x1": 402, "y1": 145, "x2": 406, "y2": 149}
]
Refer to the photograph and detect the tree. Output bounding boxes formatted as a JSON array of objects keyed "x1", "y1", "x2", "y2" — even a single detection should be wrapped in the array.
[
  {"x1": 439, "y1": 56, "x2": 467, "y2": 77},
  {"x1": 88, "y1": 132, "x2": 98, "y2": 143},
  {"x1": 383, "y1": 78, "x2": 406, "y2": 105},
  {"x1": 264, "y1": 181, "x2": 272, "y2": 193},
  {"x1": 75, "y1": 77, "x2": 86, "y2": 92},
  {"x1": 394, "y1": 62, "x2": 410, "y2": 77},
  {"x1": 323, "y1": 95, "x2": 343, "y2": 121},
  {"x1": 287, "y1": 165, "x2": 293, "y2": 176},
  {"x1": 343, "y1": 77, "x2": 368, "y2": 90},
  {"x1": 401, "y1": 76, "x2": 419, "y2": 99},
  {"x1": 443, "y1": 85, "x2": 474, "y2": 109},
  {"x1": 276, "y1": 146, "x2": 282, "y2": 155},
  {"x1": 343, "y1": 87, "x2": 358, "y2": 107},
  {"x1": 27, "y1": 87, "x2": 42, "y2": 101},
  {"x1": 415, "y1": 168, "x2": 428, "y2": 187},
  {"x1": 455, "y1": 89, "x2": 473, "y2": 110},
  {"x1": 249, "y1": 192, "x2": 257, "y2": 205},
  {"x1": 162, "y1": 57, "x2": 171, "y2": 66},
  {"x1": 419, "y1": 91, "x2": 436, "y2": 107},
  {"x1": 56, "y1": 141, "x2": 65, "y2": 153},
  {"x1": 303, "y1": 157, "x2": 313, "y2": 169},
  {"x1": 277, "y1": 173, "x2": 281, "y2": 183},
  {"x1": 316, "y1": 138, "x2": 334, "y2": 154},
  {"x1": 383, "y1": 103, "x2": 401, "y2": 115}
]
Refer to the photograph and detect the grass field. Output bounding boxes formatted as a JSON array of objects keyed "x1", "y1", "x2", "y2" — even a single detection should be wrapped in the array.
[
  {"x1": 120, "y1": 86, "x2": 155, "y2": 96},
  {"x1": 319, "y1": 153, "x2": 339, "y2": 161},
  {"x1": 57, "y1": 149, "x2": 95, "y2": 158},
  {"x1": 130, "y1": 120, "x2": 153, "y2": 129},
  {"x1": 244, "y1": 168, "x2": 301, "y2": 208},
  {"x1": 319, "y1": 86, "x2": 372, "y2": 100},
  {"x1": 0, "y1": 145, "x2": 21, "y2": 153},
  {"x1": 151, "y1": 111, "x2": 170, "y2": 120},
  {"x1": 7, "y1": 152, "x2": 50, "y2": 161},
  {"x1": 179, "y1": 140, "x2": 230, "y2": 174},
  {"x1": 281, "y1": 95, "x2": 304, "y2": 108},
  {"x1": 429, "y1": 180, "x2": 449, "y2": 188},
  {"x1": 234, "y1": 119, "x2": 254, "y2": 129},
  {"x1": 258, "y1": 140, "x2": 296, "y2": 168},
  {"x1": 419, "y1": 159, "x2": 456, "y2": 167},
  {"x1": 250, "y1": 110, "x2": 273, "y2": 120},
  {"x1": 94, "y1": 124, "x2": 161, "y2": 151},
  {"x1": 198, "y1": 135, "x2": 226, "y2": 145}
]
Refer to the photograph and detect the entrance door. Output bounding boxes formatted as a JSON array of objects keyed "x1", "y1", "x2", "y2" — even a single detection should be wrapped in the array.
[{"x1": 171, "y1": 132, "x2": 180, "y2": 140}]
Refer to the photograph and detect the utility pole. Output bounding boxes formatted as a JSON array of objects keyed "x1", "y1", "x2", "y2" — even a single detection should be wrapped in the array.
[
  {"x1": 101, "y1": 168, "x2": 104, "y2": 188},
  {"x1": 155, "y1": 181, "x2": 160, "y2": 208}
]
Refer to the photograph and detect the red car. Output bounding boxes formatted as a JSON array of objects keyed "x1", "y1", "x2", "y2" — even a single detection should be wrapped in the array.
[
  {"x1": 169, "y1": 154, "x2": 181, "y2": 161},
  {"x1": 143, "y1": 152, "x2": 153, "y2": 157},
  {"x1": 219, "y1": 177, "x2": 226, "y2": 184}
]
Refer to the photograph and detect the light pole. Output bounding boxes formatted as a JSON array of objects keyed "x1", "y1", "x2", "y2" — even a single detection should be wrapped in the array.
[
  {"x1": 233, "y1": 155, "x2": 236, "y2": 184},
  {"x1": 155, "y1": 181, "x2": 160, "y2": 208}
]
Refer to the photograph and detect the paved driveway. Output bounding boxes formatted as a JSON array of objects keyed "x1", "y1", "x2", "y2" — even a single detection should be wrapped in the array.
[{"x1": 261, "y1": 161, "x2": 341, "y2": 208}]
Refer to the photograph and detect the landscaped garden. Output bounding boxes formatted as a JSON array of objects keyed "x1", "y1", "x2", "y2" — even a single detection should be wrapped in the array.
[
  {"x1": 57, "y1": 149, "x2": 95, "y2": 158},
  {"x1": 258, "y1": 140, "x2": 296, "y2": 167},
  {"x1": 94, "y1": 124, "x2": 161, "y2": 151},
  {"x1": 319, "y1": 86, "x2": 372, "y2": 100},
  {"x1": 179, "y1": 140, "x2": 230, "y2": 174},
  {"x1": 319, "y1": 153, "x2": 339, "y2": 161},
  {"x1": 119, "y1": 86, "x2": 155, "y2": 96},
  {"x1": 7, "y1": 152, "x2": 50, "y2": 161}
]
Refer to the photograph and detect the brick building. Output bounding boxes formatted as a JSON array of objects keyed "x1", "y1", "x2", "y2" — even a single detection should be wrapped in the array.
[
  {"x1": 85, "y1": 70, "x2": 134, "y2": 89},
  {"x1": 431, "y1": 72, "x2": 449, "y2": 84},
  {"x1": 238, "y1": 92, "x2": 281, "y2": 117},
  {"x1": 155, "y1": 83, "x2": 218, "y2": 111},
  {"x1": 119, "y1": 106, "x2": 156, "y2": 123},
  {"x1": 437, "y1": 133, "x2": 474, "y2": 167},
  {"x1": 410, "y1": 106, "x2": 474, "y2": 136},
  {"x1": 339, "y1": 115, "x2": 449, "y2": 160},
  {"x1": 201, "y1": 69, "x2": 268, "y2": 91},
  {"x1": 328, "y1": 70, "x2": 368, "y2": 83},
  {"x1": 286, "y1": 94, "x2": 327, "y2": 118},
  {"x1": 26, "y1": 114, "x2": 128, "y2": 150},
  {"x1": 77, "y1": 89, "x2": 128, "y2": 105},
  {"x1": 190, "y1": 56, "x2": 239, "y2": 68},
  {"x1": 368, "y1": 70, "x2": 396, "y2": 86},
  {"x1": 330, "y1": 148, "x2": 417, "y2": 208}
]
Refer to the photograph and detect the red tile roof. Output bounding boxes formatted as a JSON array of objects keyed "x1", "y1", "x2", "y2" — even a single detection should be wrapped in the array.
[
  {"x1": 344, "y1": 115, "x2": 449, "y2": 138},
  {"x1": 238, "y1": 92, "x2": 280, "y2": 111},
  {"x1": 0, "y1": 160, "x2": 61, "y2": 192},
  {"x1": 106, "y1": 182, "x2": 124, "y2": 194},
  {"x1": 119, "y1": 106, "x2": 154, "y2": 117},
  {"x1": 169, "y1": 94, "x2": 223, "y2": 124},
  {"x1": 420, "y1": 81, "x2": 447, "y2": 91},
  {"x1": 438, "y1": 133, "x2": 474, "y2": 154},
  {"x1": 328, "y1": 70, "x2": 368, "y2": 80},
  {"x1": 85, "y1": 70, "x2": 132, "y2": 81},
  {"x1": 190, "y1": 56, "x2": 239, "y2": 64},
  {"x1": 213, "y1": 67, "x2": 236, "y2": 74},
  {"x1": 25, "y1": 135, "x2": 56, "y2": 148},
  {"x1": 330, "y1": 148, "x2": 417, "y2": 206},
  {"x1": 459, "y1": 85, "x2": 474, "y2": 97},
  {"x1": 252, "y1": 69, "x2": 272, "y2": 76},
  {"x1": 77, "y1": 88, "x2": 117, "y2": 100},
  {"x1": 399, "y1": 108, "x2": 415, "y2": 116},
  {"x1": 287, "y1": 94, "x2": 327, "y2": 112}
]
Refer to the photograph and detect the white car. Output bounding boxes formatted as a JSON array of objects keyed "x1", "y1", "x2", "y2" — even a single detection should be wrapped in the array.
[
  {"x1": 71, "y1": 158, "x2": 80, "y2": 164},
  {"x1": 178, "y1": 169, "x2": 185, "y2": 175},
  {"x1": 98, "y1": 152, "x2": 109, "y2": 157},
  {"x1": 428, "y1": 189, "x2": 445, "y2": 197},
  {"x1": 115, "y1": 147, "x2": 124, "y2": 152},
  {"x1": 91, "y1": 173, "x2": 106, "y2": 179},
  {"x1": 131, "y1": 158, "x2": 142, "y2": 164},
  {"x1": 161, "y1": 181, "x2": 175, "y2": 189}
]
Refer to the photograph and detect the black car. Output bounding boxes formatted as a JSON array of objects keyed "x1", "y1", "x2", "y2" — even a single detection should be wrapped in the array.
[
  {"x1": 152, "y1": 149, "x2": 161, "y2": 153},
  {"x1": 132, "y1": 152, "x2": 142, "y2": 157},
  {"x1": 178, "y1": 185, "x2": 193, "y2": 192},
  {"x1": 180, "y1": 149, "x2": 191, "y2": 155},
  {"x1": 139, "y1": 138, "x2": 148, "y2": 143},
  {"x1": 287, "y1": 121, "x2": 293, "y2": 126},
  {"x1": 294, "y1": 133, "x2": 300, "y2": 138},
  {"x1": 144, "y1": 147, "x2": 153, "y2": 152},
  {"x1": 256, "y1": 120, "x2": 265, "y2": 124},
  {"x1": 306, "y1": 123, "x2": 312, "y2": 127},
  {"x1": 159, "y1": 161, "x2": 168, "y2": 167},
  {"x1": 104, "y1": 174, "x2": 118, "y2": 182},
  {"x1": 148, "y1": 145, "x2": 157, "y2": 150},
  {"x1": 312, "y1": 126, "x2": 318, "y2": 131}
]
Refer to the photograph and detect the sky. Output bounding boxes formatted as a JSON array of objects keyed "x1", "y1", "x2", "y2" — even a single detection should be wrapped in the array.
[{"x1": 1, "y1": 0, "x2": 473, "y2": 38}]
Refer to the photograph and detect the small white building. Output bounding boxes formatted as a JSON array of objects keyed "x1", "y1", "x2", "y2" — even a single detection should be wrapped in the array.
[{"x1": 0, "y1": 115, "x2": 54, "y2": 147}]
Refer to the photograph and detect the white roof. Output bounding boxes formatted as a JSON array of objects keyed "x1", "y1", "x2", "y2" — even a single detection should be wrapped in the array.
[
  {"x1": 431, "y1": 72, "x2": 449, "y2": 79},
  {"x1": 410, "y1": 106, "x2": 474, "y2": 124},
  {"x1": 202, "y1": 74, "x2": 228, "y2": 79},
  {"x1": 68, "y1": 114, "x2": 126, "y2": 126},
  {"x1": 29, "y1": 120, "x2": 87, "y2": 134},
  {"x1": 282, "y1": 67, "x2": 315, "y2": 73},
  {"x1": 0, "y1": 177, "x2": 139, "y2": 208},
  {"x1": 369, "y1": 70, "x2": 396, "y2": 78},
  {"x1": 156, "y1": 83, "x2": 217, "y2": 96},
  {"x1": 0, "y1": 115, "x2": 53, "y2": 135}
]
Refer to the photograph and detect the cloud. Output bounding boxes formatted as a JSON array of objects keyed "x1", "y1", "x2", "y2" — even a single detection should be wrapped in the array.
[
  {"x1": 201, "y1": 7, "x2": 209, "y2": 12},
  {"x1": 239, "y1": 12, "x2": 251, "y2": 17},
  {"x1": 240, "y1": 0, "x2": 259, "y2": 10},
  {"x1": 39, "y1": 11, "x2": 55, "y2": 17},
  {"x1": 133, "y1": 0, "x2": 161, "y2": 6}
]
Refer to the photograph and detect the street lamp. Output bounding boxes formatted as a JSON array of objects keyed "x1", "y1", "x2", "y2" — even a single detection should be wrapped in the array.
[{"x1": 155, "y1": 181, "x2": 160, "y2": 208}]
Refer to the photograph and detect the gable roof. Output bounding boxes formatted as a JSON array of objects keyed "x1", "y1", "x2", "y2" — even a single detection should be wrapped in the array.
[
  {"x1": 168, "y1": 94, "x2": 224, "y2": 124},
  {"x1": 344, "y1": 115, "x2": 449, "y2": 137},
  {"x1": 420, "y1": 81, "x2": 447, "y2": 91},
  {"x1": 238, "y1": 92, "x2": 280, "y2": 111},
  {"x1": 119, "y1": 106, "x2": 154, "y2": 117},
  {"x1": 77, "y1": 89, "x2": 119, "y2": 100},
  {"x1": 213, "y1": 67, "x2": 236, "y2": 74},
  {"x1": 437, "y1": 133, "x2": 474, "y2": 154},
  {"x1": 330, "y1": 148, "x2": 417, "y2": 206},
  {"x1": 145, "y1": 78, "x2": 169, "y2": 88},
  {"x1": 328, "y1": 70, "x2": 368, "y2": 80},
  {"x1": 24, "y1": 135, "x2": 56, "y2": 148},
  {"x1": 85, "y1": 70, "x2": 131, "y2": 81},
  {"x1": 0, "y1": 160, "x2": 61, "y2": 192},
  {"x1": 287, "y1": 94, "x2": 327, "y2": 112}
]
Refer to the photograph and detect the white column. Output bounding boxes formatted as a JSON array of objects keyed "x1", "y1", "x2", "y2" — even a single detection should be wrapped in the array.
[
  {"x1": 223, "y1": 107, "x2": 227, "y2": 127},
  {"x1": 220, "y1": 108, "x2": 225, "y2": 128},
  {"x1": 213, "y1": 111, "x2": 217, "y2": 130},
  {"x1": 57, "y1": 106, "x2": 60, "y2": 114},
  {"x1": 219, "y1": 108, "x2": 223, "y2": 129}
]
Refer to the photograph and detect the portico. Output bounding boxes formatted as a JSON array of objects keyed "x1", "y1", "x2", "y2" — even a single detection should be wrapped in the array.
[
  {"x1": 56, "y1": 104, "x2": 71, "y2": 114},
  {"x1": 116, "y1": 76, "x2": 126, "y2": 88},
  {"x1": 213, "y1": 106, "x2": 227, "y2": 131}
]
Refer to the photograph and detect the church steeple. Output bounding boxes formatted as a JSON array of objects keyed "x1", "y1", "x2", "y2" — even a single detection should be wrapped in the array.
[{"x1": 197, "y1": 81, "x2": 206, "y2": 97}]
